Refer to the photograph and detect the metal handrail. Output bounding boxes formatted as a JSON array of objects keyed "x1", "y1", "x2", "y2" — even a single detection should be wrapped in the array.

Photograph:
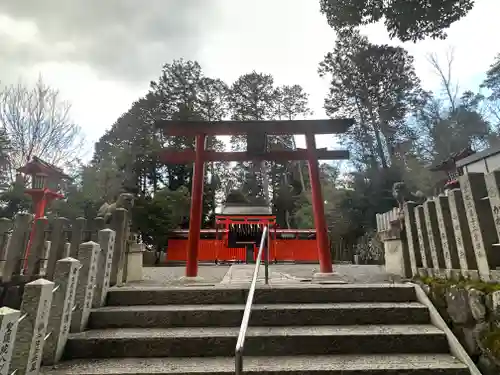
[{"x1": 235, "y1": 225, "x2": 269, "y2": 375}]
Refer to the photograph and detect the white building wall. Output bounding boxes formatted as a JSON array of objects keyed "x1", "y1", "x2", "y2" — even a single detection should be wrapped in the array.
[
  {"x1": 485, "y1": 152, "x2": 500, "y2": 172},
  {"x1": 465, "y1": 159, "x2": 488, "y2": 174}
]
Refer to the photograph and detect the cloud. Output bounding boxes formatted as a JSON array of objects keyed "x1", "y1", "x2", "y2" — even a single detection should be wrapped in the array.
[{"x1": 0, "y1": 0, "x2": 220, "y2": 83}]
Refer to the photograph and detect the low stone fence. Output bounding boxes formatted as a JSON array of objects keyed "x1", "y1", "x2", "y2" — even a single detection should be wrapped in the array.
[
  {"x1": 376, "y1": 172, "x2": 500, "y2": 281},
  {"x1": 376, "y1": 171, "x2": 500, "y2": 373},
  {"x1": 0, "y1": 207, "x2": 144, "y2": 374}
]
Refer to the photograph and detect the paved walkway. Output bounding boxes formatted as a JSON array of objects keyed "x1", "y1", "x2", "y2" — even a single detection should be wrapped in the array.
[
  {"x1": 133, "y1": 264, "x2": 397, "y2": 286},
  {"x1": 220, "y1": 264, "x2": 298, "y2": 284}
]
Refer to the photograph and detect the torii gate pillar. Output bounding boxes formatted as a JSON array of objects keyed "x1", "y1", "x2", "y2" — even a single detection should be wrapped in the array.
[
  {"x1": 185, "y1": 134, "x2": 206, "y2": 277},
  {"x1": 306, "y1": 133, "x2": 333, "y2": 273}
]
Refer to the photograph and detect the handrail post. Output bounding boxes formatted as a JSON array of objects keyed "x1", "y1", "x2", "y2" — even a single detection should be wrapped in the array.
[
  {"x1": 234, "y1": 225, "x2": 269, "y2": 374},
  {"x1": 235, "y1": 351, "x2": 243, "y2": 375}
]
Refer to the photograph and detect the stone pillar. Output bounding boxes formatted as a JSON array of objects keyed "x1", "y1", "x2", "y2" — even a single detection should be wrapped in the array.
[
  {"x1": 110, "y1": 209, "x2": 127, "y2": 286},
  {"x1": 423, "y1": 200, "x2": 446, "y2": 276},
  {"x1": 0, "y1": 307, "x2": 20, "y2": 375},
  {"x1": 92, "y1": 229, "x2": 116, "y2": 308},
  {"x1": 3, "y1": 213, "x2": 32, "y2": 281},
  {"x1": 448, "y1": 189, "x2": 478, "y2": 279},
  {"x1": 0, "y1": 218, "x2": 13, "y2": 279},
  {"x1": 415, "y1": 205, "x2": 432, "y2": 276},
  {"x1": 403, "y1": 202, "x2": 422, "y2": 277},
  {"x1": 460, "y1": 172, "x2": 500, "y2": 281},
  {"x1": 91, "y1": 217, "x2": 106, "y2": 242},
  {"x1": 62, "y1": 243, "x2": 70, "y2": 259},
  {"x1": 435, "y1": 195, "x2": 461, "y2": 279},
  {"x1": 485, "y1": 170, "x2": 500, "y2": 281},
  {"x1": 46, "y1": 218, "x2": 69, "y2": 280},
  {"x1": 39, "y1": 241, "x2": 51, "y2": 278},
  {"x1": 485, "y1": 170, "x2": 500, "y2": 237},
  {"x1": 70, "y1": 242, "x2": 99, "y2": 333},
  {"x1": 25, "y1": 218, "x2": 48, "y2": 277},
  {"x1": 11, "y1": 278, "x2": 54, "y2": 375},
  {"x1": 125, "y1": 234, "x2": 144, "y2": 283},
  {"x1": 43, "y1": 257, "x2": 80, "y2": 365},
  {"x1": 69, "y1": 217, "x2": 86, "y2": 258},
  {"x1": 379, "y1": 223, "x2": 409, "y2": 278}
]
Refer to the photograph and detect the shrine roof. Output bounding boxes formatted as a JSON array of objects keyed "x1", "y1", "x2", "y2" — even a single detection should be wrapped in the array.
[
  {"x1": 456, "y1": 143, "x2": 500, "y2": 168},
  {"x1": 429, "y1": 147, "x2": 475, "y2": 171},
  {"x1": 156, "y1": 119, "x2": 354, "y2": 136},
  {"x1": 17, "y1": 156, "x2": 71, "y2": 179}
]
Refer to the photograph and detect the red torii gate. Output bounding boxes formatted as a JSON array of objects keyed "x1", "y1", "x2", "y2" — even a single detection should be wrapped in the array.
[{"x1": 156, "y1": 119, "x2": 353, "y2": 277}]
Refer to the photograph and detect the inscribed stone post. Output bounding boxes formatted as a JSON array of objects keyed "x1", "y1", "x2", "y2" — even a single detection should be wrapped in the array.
[
  {"x1": 3, "y1": 213, "x2": 32, "y2": 282},
  {"x1": 121, "y1": 225, "x2": 132, "y2": 285},
  {"x1": 448, "y1": 189, "x2": 478, "y2": 278},
  {"x1": 40, "y1": 241, "x2": 51, "y2": 278},
  {"x1": 110, "y1": 209, "x2": 127, "y2": 286},
  {"x1": 70, "y1": 242, "x2": 99, "y2": 333},
  {"x1": 43, "y1": 257, "x2": 80, "y2": 365},
  {"x1": 45, "y1": 218, "x2": 69, "y2": 280},
  {"x1": 423, "y1": 200, "x2": 446, "y2": 276},
  {"x1": 11, "y1": 278, "x2": 54, "y2": 375},
  {"x1": 435, "y1": 195, "x2": 461, "y2": 276},
  {"x1": 26, "y1": 218, "x2": 49, "y2": 277},
  {"x1": 62, "y1": 243, "x2": 71, "y2": 258},
  {"x1": 93, "y1": 229, "x2": 116, "y2": 308},
  {"x1": 91, "y1": 217, "x2": 105, "y2": 242},
  {"x1": 0, "y1": 218, "x2": 12, "y2": 280},
  {"x1": 0, "y1": 307, "x2": 20, "y2": 375},
  {"x1": 415, "y1": 205, "x2": 432, "y2": 275},
  {"x1": 485, "y1": 170, "x2": 500, "y2": 239},
  {"x1": 69, "y1": 217, "x2": 86, "y2": 258},
  {"x1": 0, "y1": 218, "x2": 12, "y2": 245},
  {"x1": 460, "y1": 172, "x2": 500, "y2": 281}
]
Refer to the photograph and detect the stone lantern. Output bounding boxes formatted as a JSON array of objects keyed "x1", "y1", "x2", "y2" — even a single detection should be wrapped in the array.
[{"x1": 16, "y1": 156, "x2": 71, "y2": 272}]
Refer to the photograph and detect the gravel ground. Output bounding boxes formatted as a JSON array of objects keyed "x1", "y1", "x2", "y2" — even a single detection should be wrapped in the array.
[{"x1": 135, "y1": 264, "x2": 395, "y2": 286}]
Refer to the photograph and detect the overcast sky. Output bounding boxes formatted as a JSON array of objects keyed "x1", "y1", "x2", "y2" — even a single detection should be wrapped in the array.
[{"x1": 1, "y1": 0, "x2": 499, "y2": 160}]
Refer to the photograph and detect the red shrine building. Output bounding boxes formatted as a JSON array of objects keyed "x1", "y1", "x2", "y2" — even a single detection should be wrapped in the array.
[{"x1": 166, "y1": 203, "x2": 318, "y2": 264}]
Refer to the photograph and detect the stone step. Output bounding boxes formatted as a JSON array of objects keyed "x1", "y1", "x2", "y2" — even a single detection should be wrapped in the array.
[
  {"x1": 106, "y1": 284, "x2": 417, "y2": 306},
  {"x1": 89, "y1": 302, "x2": 430, "y2": 329},
  {"x1": 64, "y1": 325, "x2": 448, "y2": 359},
  {"x1": 42, "y1": 354, "x2": 470, "y2": 374}
]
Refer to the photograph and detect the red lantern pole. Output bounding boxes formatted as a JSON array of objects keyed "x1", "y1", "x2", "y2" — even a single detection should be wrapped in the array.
[{"x1": 23, "y1": 188, "x2": 63, "y2": 273}]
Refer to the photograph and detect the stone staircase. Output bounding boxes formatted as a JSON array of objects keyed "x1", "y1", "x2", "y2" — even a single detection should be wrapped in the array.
[{"x1": 42, "y1": 283, "x2": 470, "y2": 374}]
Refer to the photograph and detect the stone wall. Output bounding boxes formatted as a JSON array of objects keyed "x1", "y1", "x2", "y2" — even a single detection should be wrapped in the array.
[
  {"x1": 416, "y1": 277, "x2": 500, "y2": 374},
  {"x1": 376, "y1": 171, "x2": 500, "y2": 373},
  {"x1": 0, "y1": 208, "x2": 141, "y2": 375}
]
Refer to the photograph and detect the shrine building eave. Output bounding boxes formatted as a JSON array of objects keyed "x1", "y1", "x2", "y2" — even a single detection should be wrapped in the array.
[
  {"x1": 218, "y1": 205, "x2": 273, "y2": 216},
  {"x1": 429, "y1": 146, "x2": 475, "y2": 172},
  {"x1": 155, "y1": 118, "x2": 354, "y2": 136}
]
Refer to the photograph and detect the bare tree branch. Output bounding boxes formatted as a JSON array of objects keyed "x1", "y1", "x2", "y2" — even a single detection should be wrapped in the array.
[
  {"x1": 0, "y1": 76, "x2": 85, "y2": 181},
  {"x1": 427, "y1": 48, "x2": 459, "y2": 111}
]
